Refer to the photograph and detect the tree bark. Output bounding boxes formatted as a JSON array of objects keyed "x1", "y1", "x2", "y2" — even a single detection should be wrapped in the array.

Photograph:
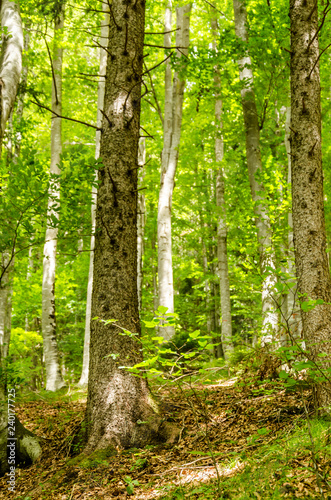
[
  {"x1": 290, "y1": 0, "x2": 331, "y2": 411},
  {"x1": 233, "y1": 0, "x2": 278, "y2": 344},
  {"x1": 78, "y1": 5, "x2": 109, "y2": 387},
  {"x1": 0, "y1": 0, "x2": 23, "y2": 152},
  {"x1": 211, "y1": 16, "x2": 233, "y2": 360},
  {"x1": 84, "y1": 0, "x2": 176, "y2": 453},
  {"x1": 157, "y1": 3, "x2": 191, "y2": 340},
  {"x1": 0, "y1": 6, "x2": 41, "y2": 476},
  {"x1": 284, "y1": 106, "x2": 302, "y2": 340},
  {"x1": 41, "y1": 8, "x2": 65, "y2": 392},
  {"x1": 137, "y1": 137, "x2": 146, "y2": 312}
]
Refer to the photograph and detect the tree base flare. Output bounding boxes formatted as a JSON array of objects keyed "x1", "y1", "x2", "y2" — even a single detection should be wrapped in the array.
[
  {"x1": 83, "y1": 416, "x2": 179, "y2": 456},
  {"x1": 0, "y1": 416, "x2": 42, "y2": 477}
]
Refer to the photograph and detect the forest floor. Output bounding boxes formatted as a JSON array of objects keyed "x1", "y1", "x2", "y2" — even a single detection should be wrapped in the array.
[{"x1": 1, "y1": 373, "x2": 331, "y2": 499}]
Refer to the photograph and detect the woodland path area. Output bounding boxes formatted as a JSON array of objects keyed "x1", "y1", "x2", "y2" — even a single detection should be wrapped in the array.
[{"x1": 0, "y1": 375, "x2": 329, "y2": 500}]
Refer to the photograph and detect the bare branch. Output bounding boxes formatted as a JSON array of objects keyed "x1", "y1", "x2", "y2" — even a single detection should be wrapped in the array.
[{"x1": 31, "y1": 100, "x2": 100, "y2": 130}]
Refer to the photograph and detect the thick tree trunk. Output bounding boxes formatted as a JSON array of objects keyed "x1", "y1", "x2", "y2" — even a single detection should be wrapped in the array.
[
  {"x1": 157, "y1": 3, "x2": 191, "y2": 340},
  {"x1": 211, "y1": 17, "x2": 233, "y2": 360},
  {"x1": 78, "y1": 6, "x2": 109, "y2": 387},
  {"x1": 290, "y1": 0, "x2": 331, "y2": 411},
  {"x1": 233, "y1": 0, "x2": 278, "y2": 344},
  {"x1": 137, "y1": 138, "x2": 146, "y2": 312},
  {"x1": 84, "y1": 0, "x2": 176, "y2": 453},
  {"x1": 0, "y1": 0, "x2": 23, "y2": 152},
  {"x1": 41, "y1": 9, "x2": 65, "y2": 392}
]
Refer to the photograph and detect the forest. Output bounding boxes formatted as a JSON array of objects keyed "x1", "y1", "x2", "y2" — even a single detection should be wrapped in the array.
[{"x1": 0, "y1": 0, "x2": 331, "y2": 498}]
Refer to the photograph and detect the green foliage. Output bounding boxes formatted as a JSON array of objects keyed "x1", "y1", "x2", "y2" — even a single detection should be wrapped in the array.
[
  {"x1": 124, "y1": 476, "x2": 140, "y2": 496},
  {"x1": 7, "y1": 328, "x2": 43, "y2": 389}
]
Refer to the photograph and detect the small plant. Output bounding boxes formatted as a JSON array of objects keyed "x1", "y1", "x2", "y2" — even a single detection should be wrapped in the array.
[{"x1": 123, "y1": 476, "x2": 139, "y2": 495}]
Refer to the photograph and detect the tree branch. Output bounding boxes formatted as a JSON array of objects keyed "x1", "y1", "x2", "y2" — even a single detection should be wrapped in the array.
[{"x1": 31, "y1": 101, "x2": 101, "y2": 130}]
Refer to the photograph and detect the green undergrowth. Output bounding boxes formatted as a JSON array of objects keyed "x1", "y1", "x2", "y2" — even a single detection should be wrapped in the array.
[
  {"x1": 158, "y1": 418, "x2": 331, "y2": 499},
  {"x1": 16, "y1": 385, "x2": 87, "y2": 404}
]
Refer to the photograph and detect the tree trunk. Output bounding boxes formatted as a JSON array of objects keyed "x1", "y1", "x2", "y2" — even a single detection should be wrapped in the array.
[
  {"x1": 290, "y1": 0, "x2": 331, "y2": 411},
  {"x1": 0, "y1": 0, "x2": 23, "y2": 152},
  {"x1": 84, "y1": 0, "x2": 176, "y2": 453},
  {"x1": 41, "y1": 8, "x2": 65, "y2": 392},
  {"x1": 233, "y1": 0, "x2": 278, "y2": 344},
  {"x1": 0, "y1": 5, "x2": 41, "y2": 476},
  {"x1": 137, "y1": 137, "x2": 146, "y2": 312},
  {"x1": 157, "y1": 3, "x2": 191, "y2": 340},
  {"x1": 78, "y1": 5, "x2": 109, "y2": 387},
  {"x1": 284, "y1": 106, "x2": 302, "y2": 340},
  {"x1": 211, "y1": 16, "x2": 233, "y2": 360}
]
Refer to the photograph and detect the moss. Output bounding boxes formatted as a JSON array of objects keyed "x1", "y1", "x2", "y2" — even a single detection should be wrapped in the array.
[{"x1": 66, "y1": 447, "x2": 117, "y2": 469}]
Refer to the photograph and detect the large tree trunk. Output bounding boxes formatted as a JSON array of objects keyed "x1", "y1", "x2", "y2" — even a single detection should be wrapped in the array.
[
  {"x1": 211, "y1": 16, "x2": 233, "y2": 360},
  {"x1": 290, "y1": 0, "x2": 331, "y2": 411},
  {"x1": 233, "y1": 0, "x2": 278, "y2": 344},
  {"x1": 84, "y1": 0, "x2": 175, "y2": 453},
  {"x1": 41, "y1": 9, "x2": 65, "y2": 392},
  {"x1": 78, "y1": 5, "x2": 109, "y2": 387},
  {"x1": 157, "y1": 3, "x2": 191, "y2": 340},
  {"x1": 0, "y1": 0, "x2": 23, "y2": 152}
]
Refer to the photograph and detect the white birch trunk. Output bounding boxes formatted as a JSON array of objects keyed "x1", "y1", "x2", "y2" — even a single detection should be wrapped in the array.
[
  {"x1": 42, "y1": 9, "x2": 65, "y2": 391},
  {"x1": 0, "y1": 0, "x2": 23, "y2": 151},
  {"x1": 157, "y1": 3, "x2": 191, "y2": 340},
  {"x1": 233, "y1": 0, "x2": 278, "y2": 344},
  {"x1": 78, "y1": 6, "x2": 109, "y2": 386},
  {"x1": 137, "y1": 137, "x2": 146, "y2": 312},
  {"x1": 0, "y1": 0, "x2": 23, "y2": 370},
  {"x1": 211, "y1": 17, "x2": 233, "y2": 360},
  {"x1": 13, "y1": 28, "x2": 29, "y2": 159}
]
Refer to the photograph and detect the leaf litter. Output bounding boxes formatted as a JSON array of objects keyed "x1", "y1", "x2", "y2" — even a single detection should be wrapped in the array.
[{"x1": 1, "y1": 378, "x2": 330, "y2": 499}]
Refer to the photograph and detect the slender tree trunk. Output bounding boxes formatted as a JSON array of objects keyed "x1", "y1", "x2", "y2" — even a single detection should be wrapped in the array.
[
  {"x1": 233, "y1": 0, "x2": 278, "y2": 344},
  {"x1": 78, "y1": 6, "x2": 109, "y2": 387},
  {"x1": 157, "y1": 3, "x2": 191, "y2": 339},
  {"x1": 211, "y1": 16, "x2": 233, "y2": 360},
  {"x1": 41, "y1": 9, "x2": 65, "y2": 392},
  {"x1": 0, "y1": 5, "x2": 41, "y2": 475},
  {"x1": 0, "y1": 4, "x2": 25, "y2": 368},
  {"x1": 137, "y1": 138, "x2": 146, "y2": 312},
  {"x1": 151, "y1": 233, "x2": 158, "y2": 314},
  {"x1": 84, "y1": 0, "x2": 176, "y2": 453},
  {"x1": 290, "y1": 0, "x2": 331, "y2": 411},
  {"x1": 0, "y1": 0, "x2": 23, "y2": 153},
  {"x1": 284, "y1": 106, "x2": 302, "y2": 340}
]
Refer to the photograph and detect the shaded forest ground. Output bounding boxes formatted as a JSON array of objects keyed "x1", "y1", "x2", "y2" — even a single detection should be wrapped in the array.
[{"x1": 1, "y1": 373, "x2": 331, "y2": 499}]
